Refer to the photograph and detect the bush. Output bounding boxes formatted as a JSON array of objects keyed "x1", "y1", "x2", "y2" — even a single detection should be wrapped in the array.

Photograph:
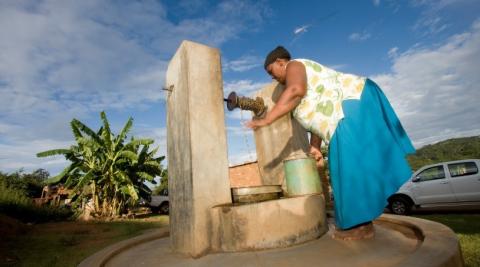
[
  {"x1": 0, "y1": 181, "x2": 73, "y2": 223},
  {"x1": 0, "y1": 169, "x2": 48, "y2": 198}
]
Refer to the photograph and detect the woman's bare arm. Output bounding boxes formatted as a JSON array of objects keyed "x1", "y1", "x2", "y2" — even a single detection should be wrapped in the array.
[{"x1": 245, "y1": 61, "x2": 307, "y2": 129}]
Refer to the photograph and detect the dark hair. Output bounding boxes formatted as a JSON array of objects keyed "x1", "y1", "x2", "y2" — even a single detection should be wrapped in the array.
[{"x1": 264, "y1": 46, "x2": 291, "y2": 69}]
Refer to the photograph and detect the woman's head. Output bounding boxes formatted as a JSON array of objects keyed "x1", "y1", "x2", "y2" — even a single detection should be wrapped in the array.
[{"x1": 264, "y1": 46, "x2": 290, "y2": 84}]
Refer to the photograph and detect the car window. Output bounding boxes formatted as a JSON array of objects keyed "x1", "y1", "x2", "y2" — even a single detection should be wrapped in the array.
[
  {"x1": 161, "y1": 189, "x2": 169, "y2": 196},
  {"x1": 448, "y1": 162, "x2": 478, "y2": 177},
  {"x1": 416, "y1": 166, "x2": 446, "y2": 182}
]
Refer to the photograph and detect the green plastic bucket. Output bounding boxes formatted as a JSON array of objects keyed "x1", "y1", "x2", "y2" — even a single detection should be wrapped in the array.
[{"x1": 284, "y1": 154, "x2": 322, "y2": 196}]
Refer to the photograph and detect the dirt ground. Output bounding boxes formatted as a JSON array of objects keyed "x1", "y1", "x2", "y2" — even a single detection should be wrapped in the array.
[
  {"x1": 0, "y1": 215, "x2": 30, "y2": 263},
  {"x1": 0, "y1": 214, "x2": 168, "y2": 266}
]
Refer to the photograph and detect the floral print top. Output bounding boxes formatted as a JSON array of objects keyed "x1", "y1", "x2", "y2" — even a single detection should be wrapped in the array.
[{"x1": 292, "y1": 59, "x2": 366, "y2": 144}]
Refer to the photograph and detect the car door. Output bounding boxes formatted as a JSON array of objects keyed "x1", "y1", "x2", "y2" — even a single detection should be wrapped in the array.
[
  {"x1": 447, "y1": 161, "x2": 480, "y2": 202},
  {"x1": 411, "y1": 164, "x2": 456, "y2": 205}
]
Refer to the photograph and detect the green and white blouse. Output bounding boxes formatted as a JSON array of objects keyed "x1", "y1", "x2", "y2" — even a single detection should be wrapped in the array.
[{"x1": 292, "y1": 59, "x2": 366, "y2": 144}]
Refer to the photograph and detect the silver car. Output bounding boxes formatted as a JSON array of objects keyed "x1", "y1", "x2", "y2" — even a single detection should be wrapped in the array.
[
  {"x1": 388, "y1": 159, "x2": 480, "y2": 215},
  {"x1": 150, "y1": 189, "x2": 169, "y2": 214}
]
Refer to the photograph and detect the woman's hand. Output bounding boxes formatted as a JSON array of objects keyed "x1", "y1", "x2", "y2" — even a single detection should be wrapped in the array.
[
  {"x1": 309, "y1": 133, "x2": 324, "y2": 169},
  {"x1": 244, "y1": 118, "x2": 270, "y2": 130},
  {"x1": 310, "y1": 145, "x2": 325, "y2": 169}
]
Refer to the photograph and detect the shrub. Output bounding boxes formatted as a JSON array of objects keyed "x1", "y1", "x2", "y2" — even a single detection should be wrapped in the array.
[
  {"x1": 0, "y1": 169, "x2": 48, "y2": 198},
  {"x1": 0, "y1": 181, "x2": 73, "y2": 223}
]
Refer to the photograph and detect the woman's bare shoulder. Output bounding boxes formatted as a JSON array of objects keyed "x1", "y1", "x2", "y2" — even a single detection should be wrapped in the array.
[
  {"x1": 286, "y1": 60, "x2": 307, "y2": 89},
  {"x1": 287, "y1": 60, "x2": 306, "y2": 73}
]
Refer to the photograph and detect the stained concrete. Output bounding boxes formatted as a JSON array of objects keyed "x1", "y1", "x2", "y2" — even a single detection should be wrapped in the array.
[
  {"x1": 104, "y1": 222, "x2": 418, "y2": 267},
  {"x1": 89, "y1": 215, "x2": 463, "y2": 267},
  {"x1": 229, "y1": 161, "x2": 262, "y2": 188},
  {"x1": 253, "y1": 82, "x2": 310, "y2": 189},
  {"x1": 210, "y1": 195, "x2": 327, "y2": 252},
  {"x1": 165, "y1": 40, "x2": 232, "y2": 257}
]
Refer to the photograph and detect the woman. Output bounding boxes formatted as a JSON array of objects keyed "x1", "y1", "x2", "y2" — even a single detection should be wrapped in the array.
[{"x1": 246, "y1": 46, "x2": 415, "y2": 240}]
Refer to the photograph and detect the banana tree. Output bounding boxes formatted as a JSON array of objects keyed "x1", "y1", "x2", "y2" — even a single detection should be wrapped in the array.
[{"x1": 37, "y1": 111, "x2": 164, "y2": 218}]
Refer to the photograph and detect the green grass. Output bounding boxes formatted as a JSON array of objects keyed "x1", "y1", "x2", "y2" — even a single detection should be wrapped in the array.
[
  {"x1": 1, "y1": 215, "x2": 169, "y2": 267},
  {"x1": 413, "y1": 213, "x2": 480, "y2": 267}
]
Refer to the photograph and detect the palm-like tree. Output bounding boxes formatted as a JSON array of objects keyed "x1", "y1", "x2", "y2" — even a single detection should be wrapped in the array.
[{"x1": 37, "y1": 112, "x2": 164, "y2": 217}]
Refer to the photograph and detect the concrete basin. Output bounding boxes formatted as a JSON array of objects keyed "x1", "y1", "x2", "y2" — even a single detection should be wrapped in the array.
[{"x1": 210, "y1": 194, "x2": 328, "y2": 252}]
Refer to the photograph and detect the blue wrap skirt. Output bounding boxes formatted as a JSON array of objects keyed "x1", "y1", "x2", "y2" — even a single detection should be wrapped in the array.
[{"x1": 329, "y1": 79, "x2": 415, "y2": 229}]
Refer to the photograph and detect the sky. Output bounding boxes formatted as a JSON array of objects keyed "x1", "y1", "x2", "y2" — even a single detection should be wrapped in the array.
[{"x1": 1, "y1": 0, "x2": 480, "y2": 177}]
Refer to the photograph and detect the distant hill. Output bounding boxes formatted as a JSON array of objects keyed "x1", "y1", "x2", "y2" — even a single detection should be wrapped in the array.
[{"x1": 407, "y1": 136, "x2": 480, "y2": 171}]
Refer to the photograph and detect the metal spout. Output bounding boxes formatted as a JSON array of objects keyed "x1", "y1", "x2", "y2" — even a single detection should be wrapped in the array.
[{"x1": 224, "y1": 91, "x2": 267, "y2": 118}]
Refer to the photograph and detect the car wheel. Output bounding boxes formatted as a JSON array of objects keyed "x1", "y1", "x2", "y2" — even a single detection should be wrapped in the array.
[
  {"x1": 389, "y1": 197, "x2": 411, "y2": 215},
  {"x1": 159, "y1": 202, "x2": 169, "y2": 215},
  {"x1": 150, "y1": 206, "x2": 159, "y2": 213}
]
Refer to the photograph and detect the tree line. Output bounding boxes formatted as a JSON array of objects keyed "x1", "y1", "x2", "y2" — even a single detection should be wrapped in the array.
[{"x1": 407, "y1": 136, "x2": 480, "y2": 170}]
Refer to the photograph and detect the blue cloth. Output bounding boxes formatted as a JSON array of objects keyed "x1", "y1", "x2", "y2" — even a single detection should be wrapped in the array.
[{"x1": 329, "y1": 79, "x2": 415, "y2": 229}]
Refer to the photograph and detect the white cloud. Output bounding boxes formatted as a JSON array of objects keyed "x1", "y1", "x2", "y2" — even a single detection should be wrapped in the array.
[
  {"x1": 294, "y1": 25, "x2": 310, "y2": 35},
  {"x1": 223, "y1": 79, "x2": 270, "y2": 120},
  {"x1": 373, "y1": 0, "x2": 381, "y2": 6},
  {"x1": 0, "y1": 122, "x2": 20, "y2": 135},
  {"x1": 223, "y1": 80, "x2": 270, "y2": 97},
  {"x1": 409, "y1": 0, "x2": 477, "y2": 36},
  {"x1": 133, "y1": 126, "x2": 167, "y2": 156},
  {"x1": 227, "y1": 126, "x2": 255, "y2": 137},
  {"x1": 0, "y1": 0, "x2": 270, "y2": 173},
  {"x1": 372, "y1": 20, "x2": 480, "y2": 148},
  {"x1": 0, "y1": 139, "x2": 72, "y2": 174},
  {"x1": 0, "y1": 1, "x2": 269, "y2": 115},
  {"x1": 0, "y1": 2, "x2": 166, "y2": 114},
  {"x1": 290, "y1": 24, "x2": 314, "y2": 45},
  {"x1": 409, "y1": 0, "x2": 469, "y2": 10},
  {"x1": 327, "y1": 64, "x2": 348, "y2": 70},
  {"x1": 226, "y1": 109, "x2": 256, "y2": 121},
  {"x1": 0, "y1": 124, "x2": 169, "y2": 175},
  {"x1": 348, "y1": 31, "x2": 372, "y2": 42},
  {"x1": 388, "y1": 47, "x2": 399, "y2": 58},
  {"x1": 413, "y1": 15, "x2": 449, "y2": 36},
  {"x1": 224, "y1": 55, "x2": 262, "y2": 72},
  {"x1": 228, "y1": 152, "x2": 257, "y2": 167}
]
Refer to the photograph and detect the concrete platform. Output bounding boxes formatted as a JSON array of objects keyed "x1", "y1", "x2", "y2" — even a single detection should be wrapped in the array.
[{"x1": 79, "y1": 214, "x2": 464, "y2": 267}]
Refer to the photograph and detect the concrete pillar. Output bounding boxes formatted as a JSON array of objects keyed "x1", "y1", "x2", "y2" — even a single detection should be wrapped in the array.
[
  {"x1": 165, "y1": 40, "x2": 232, "y2": 257},
  {"x1": 254, "y1": 82, "x2": 310, "y2": 189}
]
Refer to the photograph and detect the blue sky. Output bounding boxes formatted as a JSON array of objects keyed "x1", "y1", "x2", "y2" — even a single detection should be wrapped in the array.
[{"x1": 1, "y1": 0, "x2": 480, "y2": 177}]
